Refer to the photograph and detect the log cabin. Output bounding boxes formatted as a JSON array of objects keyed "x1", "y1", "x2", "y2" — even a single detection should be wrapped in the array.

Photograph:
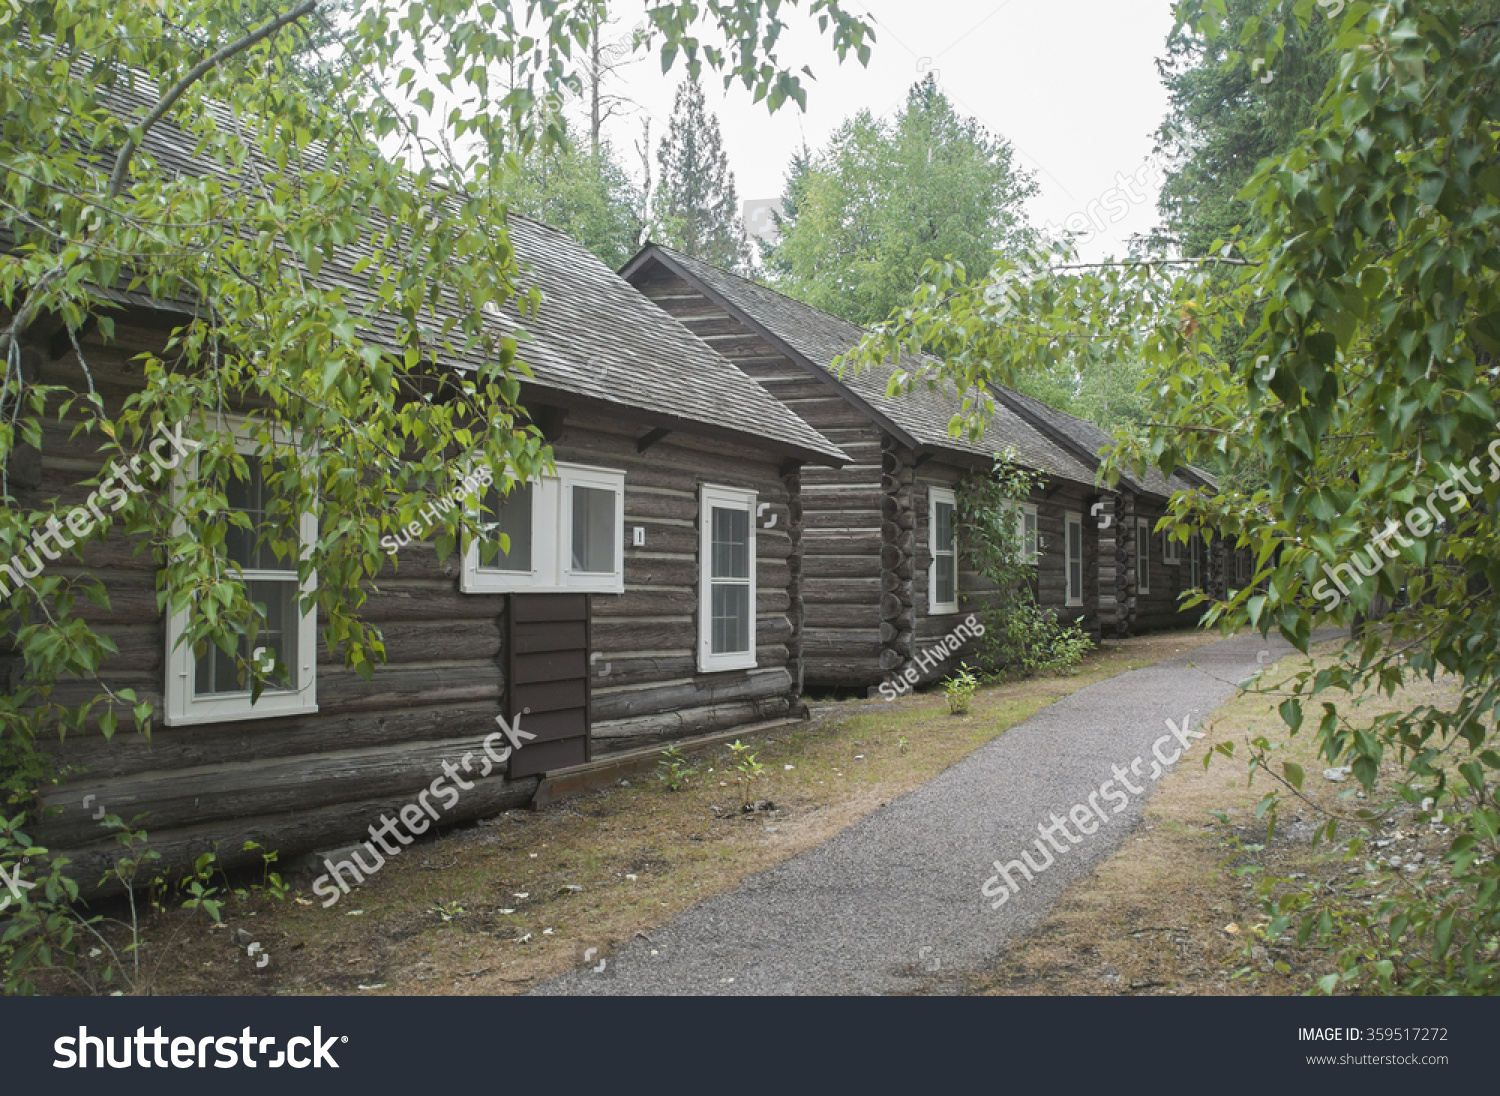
[
  {"x1": 3, "y1": 157, "x2": 850, "y2": 888},
  {"x1": 622, "y1": 244, "x2": 1128, "y2": 693},
  {"x1": 992, "y1": 387, "x2": 1230, "y2": 636}
]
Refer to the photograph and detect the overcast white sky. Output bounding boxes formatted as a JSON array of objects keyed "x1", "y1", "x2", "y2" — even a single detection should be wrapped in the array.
[{"x1": 574, "y1": 0, "x2": 1180, "y2": 263}]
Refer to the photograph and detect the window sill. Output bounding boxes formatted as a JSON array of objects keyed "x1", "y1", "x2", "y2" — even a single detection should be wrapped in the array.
[
  {"x1": 165, "y1": 699, "x2": 318, "y2": 728},
  {"x1": 462, "y1": 574, "x2": 624, "y2": 595},
  {"x1": 462, "y1": 570, "x2": 537, "y2": 594},
  {"x1": 699, "y1": 654, "x2": 757, "y2": 673}
]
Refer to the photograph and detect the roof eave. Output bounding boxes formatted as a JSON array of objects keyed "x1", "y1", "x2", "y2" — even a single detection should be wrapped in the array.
[{"x1": 516, "y1": 381, "x2": 849, "y2": 468}]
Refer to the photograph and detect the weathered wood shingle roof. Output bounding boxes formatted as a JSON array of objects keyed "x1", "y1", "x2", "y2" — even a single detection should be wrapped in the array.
[
  {"x1": 490, "y1": 217, "x2": 848, "y2": 464},
  {"x1": 19, "y1": 80, "x2": 847, "y2": 466},
  {"x1": 622, "y1": 244, "x2": 1101, "y2": 488},
  {"x1": 993, "y1": 386, "x2": 1216, "y2": 500}
]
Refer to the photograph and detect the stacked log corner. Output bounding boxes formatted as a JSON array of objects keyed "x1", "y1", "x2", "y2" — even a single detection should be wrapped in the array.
[
  {"x1": 1095, "y1": 490, "x2": 1121, "y2": 641},
  {"x1": 1117, "y1": 491, "x2": 1138, "y2": 637},
  {"x1": 879, "y1": 438, "x2": 917, "y2": 680},
  {"x1": 782, "y1": 462, "x2": 806, "y2": 711}
]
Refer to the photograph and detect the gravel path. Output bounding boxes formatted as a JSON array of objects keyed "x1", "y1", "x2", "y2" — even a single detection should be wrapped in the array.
[{"x1": 531, "y1": 631, "x2": 1307, "y2": 996}]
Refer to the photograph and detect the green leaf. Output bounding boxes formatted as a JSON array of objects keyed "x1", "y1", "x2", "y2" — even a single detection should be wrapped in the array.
[{"x1": 1433, "y1": 912, "x2": 1454, "y2": 958}]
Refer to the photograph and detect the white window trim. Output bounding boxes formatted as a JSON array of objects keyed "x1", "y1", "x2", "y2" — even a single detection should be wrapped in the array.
[
  {"x1": 928, "y1": 485, "x2": 959, "y2": 615},
  {"x1": 461, "y1": 461, "x2": 625, "y2": 595},
  {"x1": 462, "y1": 472, "x2": 543, "y2": 592},
  {"x1": 698, "y1": 485, "x2": 757, "y2": 673},
  {"x1": 1163, "y1": 527, "x2": 1182, "y2": 565},
  {"x1": 165, "y1": 417, "x2": 318, "y2": 727},
  {"x1": 1136, "y1": 517, "x2": 1151, "y2": 595},
  {"x1": 1007, "y1": 500, "x2": 1039, "y2": 565},
  {"x1": 1064, "y1": 510, "x2": 1084, "y2": 607},
  {"x1": 560, "y1": 465, "x2": 627, "y2": 593}
]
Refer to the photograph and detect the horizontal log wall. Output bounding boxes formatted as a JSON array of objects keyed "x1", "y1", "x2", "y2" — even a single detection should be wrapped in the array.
[
  {"x1": 1130, "y1": 498, "x2": 1211, "y2": 634},
  {"x1": 905, "y1": 467, "x2": 1105, "y2": 685},
  {"x1": 633, "y1": 266, "x2": 887, "y2": 689},
  {"x1": 9, "y1": 317, "x2": 802, "y2": 890},
  {"x1": 1032, "y1": 482, "x2": 1100, "y2": 639},
  {"x1": 906, "y1": 462, "x2": 995, "y2": 684}
]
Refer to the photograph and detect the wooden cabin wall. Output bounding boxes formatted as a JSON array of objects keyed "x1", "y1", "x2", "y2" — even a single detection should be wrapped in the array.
[
  {"x1": 904, "y1": 460, "x2": 1000, "y2": 685},
  {"x1": 1031, "y1": 482, "x2": 1100, "y2": 639},
  {"x1": 542, "y1": 415, "x2": 799, "y2": 750},
  {"x1": 6, "y1": 317, "x2": 800, "y2": 891},
  {"x1": 631, "y1": 267, "x2": 887, "y2": 690},
  {"x1": 1096, "y1": 490, "x2": 1124, "y2": 638},
  {"x1": 1126, "y1": 498, "x2": 1212, "y2": 634},
  {"x1": 906, "y1": 465, "x2": 1101, "y2": 686}
]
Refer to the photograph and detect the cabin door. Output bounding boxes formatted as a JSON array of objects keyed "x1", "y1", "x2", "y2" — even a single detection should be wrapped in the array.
[{"x1": 506, "y1": 593, "x2": 592, "y2": 777}]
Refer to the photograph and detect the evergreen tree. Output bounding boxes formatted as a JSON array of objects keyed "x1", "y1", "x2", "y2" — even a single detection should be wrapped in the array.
[
  {"x1": 758, "y1": 142, "x2": 812, "y2": 268},
  {"x1": 766, "y1": 74, "x2": 1035, "y2": 325},
  {"x1": 653, "y1": 79, "x2": 753, "y2": 274},
  {"x1": 1152, "y1": 0, "x2": 1334, "y2": 257},
  {"x1": 502, "y1": 124, "x2": 644, "y2": 268}
]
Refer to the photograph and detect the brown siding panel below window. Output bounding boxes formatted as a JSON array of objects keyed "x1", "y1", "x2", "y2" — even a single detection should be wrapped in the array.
[{"x1": 508, "y1": 593, "x2": 591, "y2": 777}]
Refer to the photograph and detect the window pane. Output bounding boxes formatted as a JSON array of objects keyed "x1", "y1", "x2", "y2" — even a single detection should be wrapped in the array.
[
  {"x1": 572, "y1": 485, "x2": 615, "y2": 573},
  {"x1": 935, "y1": 500, "x2": 955, "y2": 553},
  {"x1": 1024, "y1": 511, "x2": 1037, "y2": 560},
  {"x1": 1067, "y1": 519, "x2": 1083, "y2": 600},
  {"x1": 712, "y1": 506, "x2": 750, "y2": 579},
  {"x1": 936, "y1": 555, "x2": 956, "y2": 605},
  {"x1": 481, "y1": 481, "x2": 533, "y2": 572},
  {"x1": 194, "y1": 578, "x2": 297, "y2": 696},
  {"x1": 711, "y1": 583, "x2": 751, "y2": 655},
  {"x1": 219, "y1": 458, "x2": 295, "y2": 571}
]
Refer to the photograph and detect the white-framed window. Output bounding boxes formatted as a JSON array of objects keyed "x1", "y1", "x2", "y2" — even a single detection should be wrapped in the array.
[
  {"x1": 1136, "y1": 517, "x2": 1151, "y2": 595},
  {"x1": 1189, "y1": 534, "x2": 1203, "y2": 590},
  {"x1": 1065, "y1": 511, "x2": 1084, "y2": 607},
  {"x1": 929, "y1": 485, "x2": 958, "y2": 614},
  {"x1": 166, "y1": 419, "x2": 318, "y2": 727},
  {"x1": 462, "y1": 462, "x2": 625, "y2": 594},
  {"x1": 1007, "y1": 500, "x2": 1039, "y2": 564},
  {"x1": 699, "y1": 485, "x2": 757, "y2": 672},
  {"x1": 1235, "y1": 548, "x2": 1251, "y2": 586},
  {"x1": 1163, "y1": 526, "x2": 1182, "y2": 565}
]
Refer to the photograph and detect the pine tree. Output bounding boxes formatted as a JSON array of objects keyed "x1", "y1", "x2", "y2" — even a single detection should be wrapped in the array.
[{"x1": 653, "y1": 79, "x2": 752, "y2": 274}]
